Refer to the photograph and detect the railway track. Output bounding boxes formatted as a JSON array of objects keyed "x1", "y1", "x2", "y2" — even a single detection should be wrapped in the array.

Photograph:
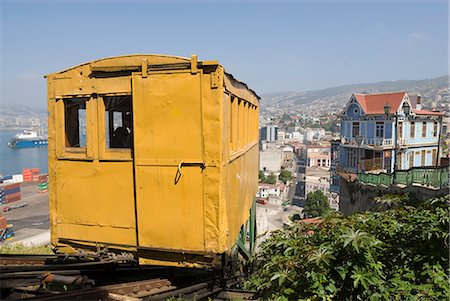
[{"x1": 0, "y1": 254, "x2": 259, "y2": 300}]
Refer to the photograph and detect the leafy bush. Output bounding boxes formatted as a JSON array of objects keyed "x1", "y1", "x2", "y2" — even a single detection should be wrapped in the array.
[{"x1": 245, "y1": 195, "x2": 449, "y2": 300}]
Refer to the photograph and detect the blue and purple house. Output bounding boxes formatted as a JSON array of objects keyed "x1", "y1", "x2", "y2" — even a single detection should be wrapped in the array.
[{"x1": 330, "y1": 92, "x2": 444, "y2": 193}]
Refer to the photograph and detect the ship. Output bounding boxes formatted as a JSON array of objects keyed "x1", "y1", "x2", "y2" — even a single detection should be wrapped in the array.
[{"x1": 8, "y1": 130, "x2": 48, "y2": 149}]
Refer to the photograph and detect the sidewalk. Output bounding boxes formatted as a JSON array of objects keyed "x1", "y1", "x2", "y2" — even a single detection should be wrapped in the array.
[{"x1": 12, "y1": 230, "x2": 50, "y2": 247}]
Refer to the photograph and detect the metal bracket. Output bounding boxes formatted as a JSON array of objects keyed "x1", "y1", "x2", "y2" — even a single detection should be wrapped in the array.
[
  {"x1": 174, "y1": 161, "x2": 205, "y2": 184},
  {"x1": 141, "y1": 59, "x2": 148, "y2": 78},
  {"x1": 210, "y1": 69, "x2": 220, "y2": 89},
  {"x1": 190, "y1": 55, "x2": 198, "y2": 74}
]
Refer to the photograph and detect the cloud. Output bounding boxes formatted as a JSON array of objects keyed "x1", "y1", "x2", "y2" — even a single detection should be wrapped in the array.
[{"x1": 18, "y1": 72, "x2": 39, "y2": 80}]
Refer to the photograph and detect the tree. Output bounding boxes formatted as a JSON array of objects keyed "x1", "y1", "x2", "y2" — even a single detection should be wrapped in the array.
[
  {"x1": 323, "y1": 119, "x2": 339, "y2": 133},
  {"x1": 258, "y1": 170, "x2": 267, "y2": 183},
  {"x1": 303, "y1": 190, "x2": 330, "y2": 218},
  {"x1": 266, "y1": 173, "x2": 277, "y2": 185},
  {"x1": 278, "y1": 170, "x2": 292, "y2": 184}
]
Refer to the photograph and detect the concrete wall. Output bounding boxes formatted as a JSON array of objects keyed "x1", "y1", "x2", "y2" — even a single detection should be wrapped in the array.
[
  {"x1": 259, "y1": 148, "x2": 282, "y2": 172},
  {"x1": 339, "y1": 177, "x2": 448, "y2": 215}
]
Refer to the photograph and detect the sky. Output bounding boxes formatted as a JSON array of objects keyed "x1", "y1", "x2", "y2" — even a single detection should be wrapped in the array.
[{"x1": 0, "y1": 0, "x2": 448, "y2": 108}]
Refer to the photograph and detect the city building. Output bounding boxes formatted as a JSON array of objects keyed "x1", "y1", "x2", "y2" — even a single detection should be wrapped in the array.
[
  {"x1": 260, "y1": 125, "x2": 278, "y2": 142},
  {"x1": 256, "y1": 183, "x2": 288, "y2": 205},
  {"x1": 338, "y1": 92, "x2": 443, "y2": 174},
  {"x1": 305, "y1": 128, "x2": 325, "y2": 142},
  {"x1": 306, "y1": 143, "x2": 331, "y2": 168},
  {"x1": 305, "y1": 167, "x2": 339, "y2": 211},
  {"x1": 259, "y1": 145, "x2": 283, "y2": 172}
]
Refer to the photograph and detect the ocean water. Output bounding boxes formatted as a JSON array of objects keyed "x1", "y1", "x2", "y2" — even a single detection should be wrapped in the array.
[{"x1": 0, "y1": 130, "x2": 48, "y2": 176}]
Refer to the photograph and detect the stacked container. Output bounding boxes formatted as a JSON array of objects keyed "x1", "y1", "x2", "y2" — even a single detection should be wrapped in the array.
[
  {"x1": 23, "y1": 169, "x2": 33, "y2": 182},
  {"x1": 22, "y1": 168, "x2": 40, "y2": 182},
  {"x1": 31, "y1": 168, "x2": 40, "y2": 182},
  {"x1": 2, "y1": 175, "x2": 13, "y2": 183},
  {"x1": 1, "y1": 174, "x2": 23, "y2": 184},
  {"x1": 38, "y1": 174, "x2": 49, "y2": 193},
  {"x1": 0, "y1": 183, "x2": 21, "y2": 204}
]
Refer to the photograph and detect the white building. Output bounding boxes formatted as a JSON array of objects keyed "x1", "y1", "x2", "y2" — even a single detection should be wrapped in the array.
[
  {"x1": 285, "y1": 131, "x2": 304, "y2": 142},
  {"x1": 260, "y1": 125, "x2": 278, "y2": 142},
  {"x1": 256, "y1": 183, "x2": 288, "y2": 205},
  {"x1": 305, "y1": 128, "x2": 326, "y2": 142},
  {"x1": 259, "y1": 147, "x2": 283, "y2": 172}
]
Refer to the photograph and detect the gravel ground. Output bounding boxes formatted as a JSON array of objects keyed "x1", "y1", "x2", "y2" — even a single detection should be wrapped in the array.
[{"x1": 1, "y1": 182, "x2": 49, "y2": 243}]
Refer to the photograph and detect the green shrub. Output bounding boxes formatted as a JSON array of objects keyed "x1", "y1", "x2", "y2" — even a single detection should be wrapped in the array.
[{"x1": 245, "y1": 195, "x2": 450, "y2": 300}]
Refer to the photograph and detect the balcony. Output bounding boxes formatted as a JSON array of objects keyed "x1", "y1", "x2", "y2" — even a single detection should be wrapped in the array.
[
  {"x1": 398, "y1": 137, "x2": 438, "y2": 147},
  {"x1": 360, "y1": 157, "x2": 389, "y2": 172},
  {"x1": 341, "y1": 136, "x2": 393, "y2": 148},
  {"x1": 357, "y1": 166, "x2": 449, "y2": 189}
]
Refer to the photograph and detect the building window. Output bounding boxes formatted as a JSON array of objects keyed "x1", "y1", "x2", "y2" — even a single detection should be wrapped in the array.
[
  {"x1": 410, "y1": 122, "x2": 415, "y2": 139},
  {"x1": 421, "y1": 150, "x2": 426, "y2": 166},
  {"x1": 398, "y1": 122, "x2": 403, "y2": 138},
  {"x1": 375, "y1": 122, "x2": 384, "y2": 138},
  {"x1": 104, "y1": 96, "x2": 132, "y2": 148},
  {"x1": 352, "y1": 122, "x2": 360, "y2": 137},
  {"x1": 409, "y1": 152, "x2": 414, "y2": 169},
  {"x1": 432, "y1": 149, "x2": 437, "y2": 165},
  {"x1": 433, "y1": 122, "x2": 438, "y2": 137},
  {"x1": 422, "y1": 122, "x2": 426, "y2": 138},
  {"x1": 64, "y1": 98, "x2": 88, "y2": 148}
]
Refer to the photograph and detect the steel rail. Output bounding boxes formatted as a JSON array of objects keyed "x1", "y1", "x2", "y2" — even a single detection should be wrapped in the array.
[{"x1": 24, "y1": 278, "x2": 174, "y2": 300}]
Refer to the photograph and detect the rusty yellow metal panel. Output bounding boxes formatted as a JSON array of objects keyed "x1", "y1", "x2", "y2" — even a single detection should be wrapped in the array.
[
  {"x1": 55, "y1": 161, "x2": 136, "y2": 246},
  {"x1": 132, "y1": 73, "x2": 203, "y2": 161},
  {"x1": 47, "y1": 77, "x2": 58, "y2": 246},
  {"x1": 201, "y1": 68, "x2": 223, "y2": 252},
  {"x1": 134, "y1": 166, "x2": 204, "y2": 250},
  {"x1": 132, "y1": 72, "x2": 205, "y2": 251}
]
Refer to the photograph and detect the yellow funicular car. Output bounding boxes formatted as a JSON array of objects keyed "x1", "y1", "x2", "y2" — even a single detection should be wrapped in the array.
[{"x1": 46, "y1": 54, "x2": 259, "y2": 269}]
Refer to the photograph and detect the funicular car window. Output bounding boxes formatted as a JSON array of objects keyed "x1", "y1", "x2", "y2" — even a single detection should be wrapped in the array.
[
  {"x1": 64, "y1": 98, "x2": 88, "y2": 148},
  {"x1": 104, "y1": 96, "x2": 133, "y2": 149}
]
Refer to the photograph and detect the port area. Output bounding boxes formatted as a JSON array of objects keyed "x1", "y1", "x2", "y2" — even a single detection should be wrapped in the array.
[{"x1": 0, "y1": 182, "x2": 49, "y2": 245}]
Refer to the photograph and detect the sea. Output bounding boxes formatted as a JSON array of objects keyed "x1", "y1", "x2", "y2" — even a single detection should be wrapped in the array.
[{"x1": 0, "y1": 130, "x2": 48, "y2": 176}]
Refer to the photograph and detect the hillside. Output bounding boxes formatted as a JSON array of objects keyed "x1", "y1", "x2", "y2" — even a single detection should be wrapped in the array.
[{"x1": 261, "y1": 75, "x2": 449, "y2": 113}]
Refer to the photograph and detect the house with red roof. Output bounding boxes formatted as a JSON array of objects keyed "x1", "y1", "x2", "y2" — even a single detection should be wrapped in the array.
[{"x1": 337, "y1": 92, "x2": 443, "y2": 175}]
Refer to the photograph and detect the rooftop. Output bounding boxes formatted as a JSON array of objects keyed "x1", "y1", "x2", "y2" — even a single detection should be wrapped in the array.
[{"x1": 354, "y1": 92, "x2": 406, "y2": 115}]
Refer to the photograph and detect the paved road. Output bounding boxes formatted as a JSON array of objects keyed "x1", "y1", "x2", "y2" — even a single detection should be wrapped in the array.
[{"x1": 1, "y1": 182, "x2": 50, "y2": 244}]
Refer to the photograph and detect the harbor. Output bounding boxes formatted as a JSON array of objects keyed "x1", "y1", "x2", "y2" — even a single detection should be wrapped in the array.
[
  {"x1": 0, "y1": 131, "x2": 48, "y2": 176},
  {"x1": 0, "y1": 182, "x2": 50, "y2": 245}
]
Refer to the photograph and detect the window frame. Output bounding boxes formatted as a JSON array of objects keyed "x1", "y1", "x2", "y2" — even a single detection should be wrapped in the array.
[
  {"x1": 98, "y1": 94, "x2": 133, "y2": 161},
  {"x1": 56, "y1": 96, "x2": 92, "y2": 160},
  {"x1": 410, "y1": 122, "x2": 415, "y2": 139},
  {"x1": 352, "y1": 122, "x2": 360, "y2": 138},
  {"x1": 375, "y1": 122, "x2": 384, "y2": 138}
]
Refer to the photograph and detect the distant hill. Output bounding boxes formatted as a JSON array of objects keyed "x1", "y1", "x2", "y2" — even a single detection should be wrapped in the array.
[
  {"x1": 0, "y1": 104, "x2": 47, "y2": 116},
  {"x1": 261, "y1": 75, "x2": 449, "y2": 111}
]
